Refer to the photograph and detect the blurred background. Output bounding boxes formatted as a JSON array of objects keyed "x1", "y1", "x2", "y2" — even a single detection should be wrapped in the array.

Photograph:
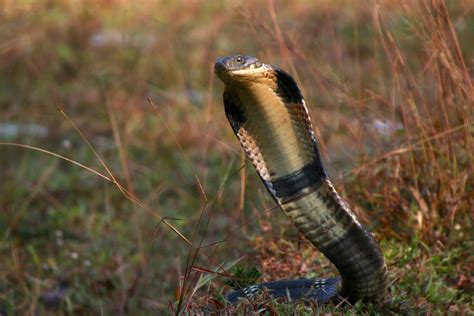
[{"x1": 0, "y1": 0, "x2": 472, "y2": 314}]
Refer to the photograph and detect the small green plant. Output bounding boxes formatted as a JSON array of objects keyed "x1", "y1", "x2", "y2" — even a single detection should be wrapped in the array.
[{"x1": 224, "y1": 267, "x2": 262, "y2": 289}]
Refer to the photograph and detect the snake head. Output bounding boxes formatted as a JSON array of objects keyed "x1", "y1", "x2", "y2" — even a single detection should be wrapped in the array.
[{"x1": 214, "y1": 55, "x2": 266, "y2": 83}]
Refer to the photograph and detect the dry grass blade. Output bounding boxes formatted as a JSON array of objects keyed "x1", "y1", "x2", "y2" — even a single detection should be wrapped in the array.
[
  {"x1": 147, "y1": 97, "x2": 208, "y2": 202},
  {"x1": 56, "y1": 106, "x2": 193, "y2": 246}
]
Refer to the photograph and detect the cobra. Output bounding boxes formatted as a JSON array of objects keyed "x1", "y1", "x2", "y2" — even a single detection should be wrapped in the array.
[{"x1": 214, "y1": 55, "x2": 389, "y2": 304}]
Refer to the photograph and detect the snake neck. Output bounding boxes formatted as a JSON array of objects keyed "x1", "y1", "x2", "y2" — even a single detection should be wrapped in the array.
[
  {"x1": 279, "y1": 178, "x2": 388, "y2": 303},
  {"x1": 227, "y1": 81, "x2": 389, "y2": 302}
]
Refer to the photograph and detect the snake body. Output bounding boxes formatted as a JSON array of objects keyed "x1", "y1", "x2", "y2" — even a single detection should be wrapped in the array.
[{"x1": 214, "y1": 55, "x2": 388, "y2": 304}]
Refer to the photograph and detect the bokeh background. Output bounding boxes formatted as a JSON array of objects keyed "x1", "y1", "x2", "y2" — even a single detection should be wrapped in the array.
[{"x1": 0, "y1": 0, "x2": 472, "y2": 314}]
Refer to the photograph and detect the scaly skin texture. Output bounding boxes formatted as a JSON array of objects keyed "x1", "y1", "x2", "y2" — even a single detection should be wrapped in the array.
[{"x1": 215, "y1": 55, "x2": 389, "y2": 304}]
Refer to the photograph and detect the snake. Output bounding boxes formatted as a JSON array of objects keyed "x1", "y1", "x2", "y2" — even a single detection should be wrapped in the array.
[{"x1": 214, "y1": 55, "x2": 389, "y2": 305}]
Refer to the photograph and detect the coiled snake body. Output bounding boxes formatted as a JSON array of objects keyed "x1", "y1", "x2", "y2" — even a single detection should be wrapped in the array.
[{"x1": 215, "y1": 55, "x2": 388, "y2": 304}]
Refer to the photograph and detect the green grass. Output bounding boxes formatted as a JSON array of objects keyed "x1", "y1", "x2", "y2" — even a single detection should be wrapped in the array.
[{"x1": 0, "y1": 0, "x2": 472, "y2": 314}]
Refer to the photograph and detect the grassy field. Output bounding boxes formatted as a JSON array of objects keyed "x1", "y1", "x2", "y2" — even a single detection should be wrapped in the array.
[{"x1": 0, "y1": 0, "x2": 472, "y2": 314}]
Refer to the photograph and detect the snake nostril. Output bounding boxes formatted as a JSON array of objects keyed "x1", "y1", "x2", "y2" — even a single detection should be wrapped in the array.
[{"x1": 214, "y1": 59, "x2": 227, "y2": 74}]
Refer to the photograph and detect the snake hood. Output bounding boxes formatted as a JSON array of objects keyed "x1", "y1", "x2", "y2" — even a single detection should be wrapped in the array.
[{"x1": 215, "y1": 54, "x2": 389, "y2": 305}]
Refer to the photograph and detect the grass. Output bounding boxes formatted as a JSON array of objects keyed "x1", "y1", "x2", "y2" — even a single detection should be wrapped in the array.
[{"x1": 0, "y1": 0, "x2": 472, "y2": 314}]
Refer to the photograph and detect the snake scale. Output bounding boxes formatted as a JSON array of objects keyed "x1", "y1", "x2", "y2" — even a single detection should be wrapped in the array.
[{"x1": 214, "y1": 55, "x2": 388, "y2": 305}]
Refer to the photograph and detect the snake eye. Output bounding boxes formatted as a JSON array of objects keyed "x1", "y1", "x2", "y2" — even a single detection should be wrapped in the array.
[{"x1": 235, "y1": 56, "x2": 244, "y2": 64}]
